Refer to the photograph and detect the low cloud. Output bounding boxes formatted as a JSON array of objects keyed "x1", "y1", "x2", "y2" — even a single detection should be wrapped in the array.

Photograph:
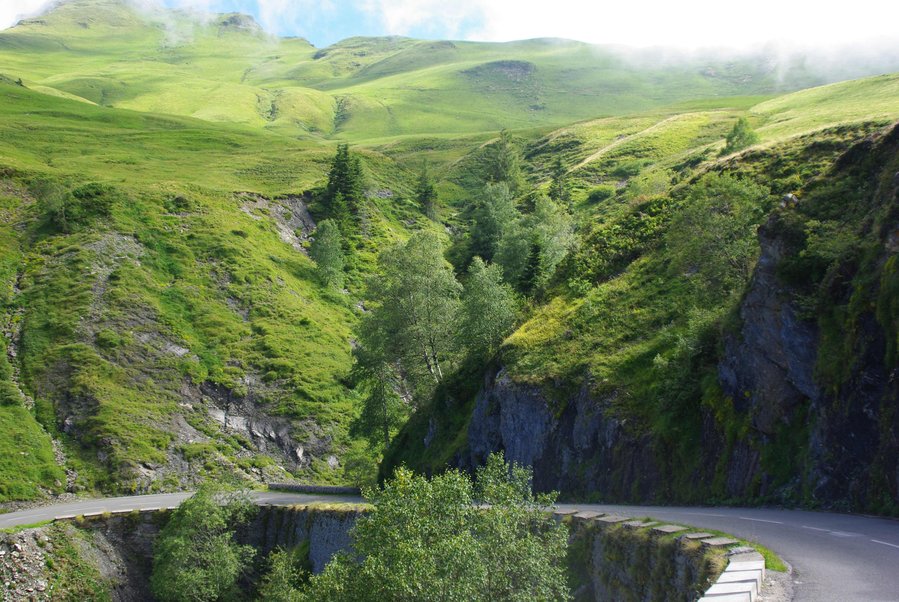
[
  {"x1": 0, "y1": 0, "x2": 55, "y2": 29},
  {"x1": 361, "y1": 0, "x2": 899, "y2": 50},
  {"x1": 4, "y1": 0, "x2": 899, "y2": 54}
]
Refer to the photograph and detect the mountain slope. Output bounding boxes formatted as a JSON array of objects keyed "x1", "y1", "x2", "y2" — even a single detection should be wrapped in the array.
[
  {"x1": 0, "y1": 79, "x2": 433, "y2": 499},
  {"x1": 384, "y1": 105, "x2": 899, "y2": 513},
  {"x1": 5, "y1": 0, "x2": 899, "y2": 141}
]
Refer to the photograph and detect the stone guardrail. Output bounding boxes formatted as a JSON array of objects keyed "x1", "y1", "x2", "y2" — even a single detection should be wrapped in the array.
[
  {"x1": 45, "y1": 499, "x2": 767, "y2": 601},
  {"x1": 698, "y1": 547, "x2": 766, "y2": 602},
  {"x1": 267, "y1": 483, "x2": 362, "y2": 496},
  {"x1": 556, "y1": 509, "x2": 768, "y2": 602}
]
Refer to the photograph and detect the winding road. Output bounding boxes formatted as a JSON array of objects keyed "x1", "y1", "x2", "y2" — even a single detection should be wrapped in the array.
[{"x1": 3, "y1": 494, "x2": 899, "y2": 601}]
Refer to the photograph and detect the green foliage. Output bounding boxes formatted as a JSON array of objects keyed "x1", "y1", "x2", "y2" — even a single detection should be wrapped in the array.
[
  {"x1": 721, "y1": 117, "x2": 759, "y2": 155},
  {"x1": 256, "y1": 547, "x2": 309, "y2": 602},
  {"x1": 567, "y1": 194, "x2": 672, "y2": 284},
  {"x1": 350, "y1": 360, "x2": 408, "y2": 451},
  {"x1": 496, "y1": 195, "x2": 574, "y2": 292},
  {"x1": 310, "y1": 219, "x2": 346, "y2": 289},
  {"x1": 34, "y1": 180, "x2": 116, "y2": 234},
  {"x1": 485, "y1": 130, "x2": 524, "y2": 194},
  {"x1": 459, "y1": 258, "x2": 519, "y2": 358},
  {"x1": 666, "y1": 173, "x2": 769, "y2": 302},
  {"x1": 151, "y1": 485, "x2": 257, "y2": 602},
  {"x1": 323, "y1": 144, "x2": 364, "y2": 231},
  {"x1": 548, "y1": 157, "x2": 571, "y2": 206},
  {"x1": 301, "y1": 453, "x2": 569, "y2": 601},
  {"x1": 414, "y1": 161, "x2": 438, "y2": 219},
  {"x1": 470, "y1": 182, "x2": 519, "y2": 262},
  {"x1": 358, "y1": 231, "x2": 461, "y2": 397},
  {"x1": 586, "y1": 185, "x2": 616, "y2": 204}
]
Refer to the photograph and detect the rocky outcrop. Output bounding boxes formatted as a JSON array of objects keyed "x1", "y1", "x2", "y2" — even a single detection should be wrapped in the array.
[
  {"x1": 462, "y1": 125, "x2": 899, "y2": 512},
  {"x1": 718, "y1": 222, "x2": 821, "y2": 435},
  {"x1": 566, "y1": 516, "x2": 724, "y2": 602},
  {"x1": 240, "y1": 506, "x2": 361, "y2": 573},
  {"x1": 464, "y1": 369, "x2": 662, "y2": 501}
]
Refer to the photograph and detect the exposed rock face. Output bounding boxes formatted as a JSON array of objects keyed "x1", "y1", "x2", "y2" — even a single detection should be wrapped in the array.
[
  {"x1": 465, "y1": 369, "x2": 661, "y2": 500},
  {"x1": 0, "y1": 507, "x2": 360, "y2": 602},
  {"x1": 463, "y1": 126, "x2": 899, "y2": 511},
  {"x1": 719, "y1": 220, "x2": 823, "y2": 434},
  {"x1": 240, "y1": 506, "x2": 361, "y2": 573},
  {"x1": 197, "y1": 381, "x2": 330, "y2": 472},
  {"x1": 238, "y1": 193, "x2": 316, "y2": 253}
]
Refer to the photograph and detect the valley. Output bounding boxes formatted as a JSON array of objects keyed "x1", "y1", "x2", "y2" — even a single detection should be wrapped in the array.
[{"x1": 0, "y1": 0, "x2": 897, "y2": 599}]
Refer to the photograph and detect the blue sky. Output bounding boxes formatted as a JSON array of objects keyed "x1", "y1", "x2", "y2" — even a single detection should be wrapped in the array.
[
  {"x1": 158, "y1": 0, "x2": 487, "y2": 47},
  {"x1": 3, "y1": 0, "x2": 899, "y2": 50}
]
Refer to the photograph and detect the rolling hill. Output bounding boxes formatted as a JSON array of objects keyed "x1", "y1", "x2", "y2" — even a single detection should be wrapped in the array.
[{"x1": 4, "y1": 0, "x2": 899, "y2": 142}]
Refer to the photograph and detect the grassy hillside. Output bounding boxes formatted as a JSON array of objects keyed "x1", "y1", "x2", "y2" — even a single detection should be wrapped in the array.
[
  {"x1": 0, "y1": 78, "x2": 439, "y2": 499},
  {"x1": 384, "y1": 72, "x2": 899, "y2": 506},
  {"x1": 4, "y1": 0, "x2": 899, "y2": 143}
]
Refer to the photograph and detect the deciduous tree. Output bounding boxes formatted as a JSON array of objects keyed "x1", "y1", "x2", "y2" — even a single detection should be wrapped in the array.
[
  {"x1": 459, "y1": 258, "x2": 518, "y2": 358},
  {"x1": 358, "y1": 231, "x2": 461, "y2": 396},
  {"x1": 150, "y1": 485, "x2": 256, "y2": 602},
  {"x1": 299, "y1": 453, "x2": 569, "y2": 602}
]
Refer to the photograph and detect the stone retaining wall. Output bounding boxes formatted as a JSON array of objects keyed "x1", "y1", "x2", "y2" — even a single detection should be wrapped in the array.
[{"x1": 2, "y1": 504, "x2": 765, "y2": 601}]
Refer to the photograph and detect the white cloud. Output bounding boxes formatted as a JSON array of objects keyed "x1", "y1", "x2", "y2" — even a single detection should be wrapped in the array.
[
  {"x1": 3, "y1": 0, "x2": 898, "y2": 50},
  {"x1": 362, "y1": 0, "x2": 899, "y2": 49},
  {"x1": 360, "y1": 0, "x2": 483, "y2": 38},
  {"x1": 0, "y1": 0, "x2": 55, "y2": 29}
]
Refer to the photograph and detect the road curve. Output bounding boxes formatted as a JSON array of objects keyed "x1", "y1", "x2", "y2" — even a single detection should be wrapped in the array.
[
  {"x1": 3, "y1": 494, "x2": 899, "y2": 601},
  {"x1": 556, "y1": 503, "x2": 899, "y2": 602}
]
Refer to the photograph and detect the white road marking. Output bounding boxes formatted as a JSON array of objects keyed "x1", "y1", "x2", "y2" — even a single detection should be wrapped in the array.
[
  {"x1": 682, "y1": 512, "x2": 729, "y2": 518},
  {"x1": 802, "y1": 526, "x2": 830, "y2": 532},
  {"x1": 739, "y1": 516, "x2": 784, "y2": 524},
  {"x1": 871, "y1": 539, "x2": 899, "y2": 550}
]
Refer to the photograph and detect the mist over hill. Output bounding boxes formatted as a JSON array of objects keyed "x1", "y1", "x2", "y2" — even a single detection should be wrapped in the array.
[{"x1": 4, "y1": 0, "x2": 899, "y2": 141}]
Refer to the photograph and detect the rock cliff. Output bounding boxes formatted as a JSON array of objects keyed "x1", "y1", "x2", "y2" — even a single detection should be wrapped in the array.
[{"x1": 461, "y1": 125, "x2": 899, "y2": 512}]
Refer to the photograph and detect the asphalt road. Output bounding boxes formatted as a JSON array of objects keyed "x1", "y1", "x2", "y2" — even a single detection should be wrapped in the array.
[
  {"x1": 556, "y1": 503, "x2": 899, "y2": 602},
  {"x1": 3, "y1": 494, "x2": 899, "y2": 601}
]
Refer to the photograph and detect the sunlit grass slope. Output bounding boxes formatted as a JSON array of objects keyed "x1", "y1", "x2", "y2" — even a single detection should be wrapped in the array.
[
  {"x1": 0, "y1": 78, "x2": 434, "y2": 497},
  {"x1": 6, "y1": 0, "x2": 895, "y2": 142}
]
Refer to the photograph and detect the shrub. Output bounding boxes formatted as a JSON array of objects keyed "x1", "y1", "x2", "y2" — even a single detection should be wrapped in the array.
[{"x1": 587, "y1": 185, "x2": 616, "y2": 203}]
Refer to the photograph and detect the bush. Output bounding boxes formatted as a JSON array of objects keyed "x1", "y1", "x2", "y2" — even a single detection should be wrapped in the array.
[
  {"x1": 300, "y1": 453, "x2": 570, "y2": 601},
  {"x1": 150, "y1": 485, "x2": 256, "y2": 602},
  {"x1": 586, "y1": 185, "x2": 616, "y2": 203},
  {"x1": 721, "y1": 117, "x2": 760, "y2": 155}
]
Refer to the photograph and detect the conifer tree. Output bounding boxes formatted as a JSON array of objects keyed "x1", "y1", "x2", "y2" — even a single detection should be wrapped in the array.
[
  {"x1": 485, "y1": 129, "x2": 523, "y2": 194},
  {"x1": 310, "y1": 219, "x2": 345, "y2": 289},
  {"x1": 548, "y1": 156, "x2": 570, "y2": 207},
  {"x1": 415, "y1": 160, "x2": 438, "y2": 219},
  {"x1": 323, "y1": 143, "x2": 364, "y2": 228}
]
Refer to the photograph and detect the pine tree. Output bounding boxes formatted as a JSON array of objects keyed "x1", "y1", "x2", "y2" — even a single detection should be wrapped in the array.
[
  {"x1": 415, "y1": 160, "x2": 438, "y2": 219},
  {"x1": 548, "y1": 156, "x2": 570, "y2": 207},
  {"x1": 485, "y1": 129, "x2": 523, "y2": 194},
  {"x1": 310, "y1": 219, "x2": 345, "y2": 289},
  {"x1": 520, "y1": 241, "x2": 542, "y2": 295},
  {"x1": 323, "y1": 144, "x2": 364, "y2": 228}
]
